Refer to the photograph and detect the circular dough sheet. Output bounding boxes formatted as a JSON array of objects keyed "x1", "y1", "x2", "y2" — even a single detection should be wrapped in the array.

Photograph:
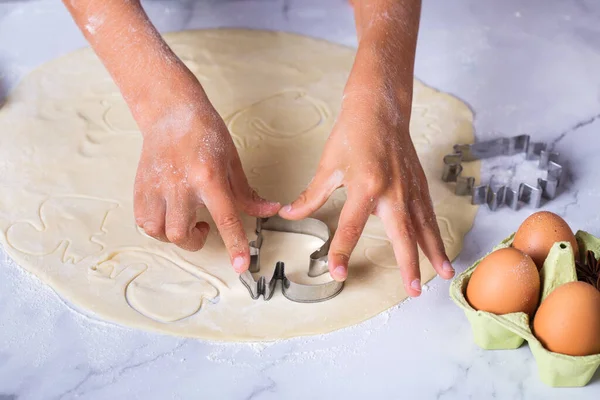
[{"x1": 0, "y1": 29, "x2": 478, "y2": 341}]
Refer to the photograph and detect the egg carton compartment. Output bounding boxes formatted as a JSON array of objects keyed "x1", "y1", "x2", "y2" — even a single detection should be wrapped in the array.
[{"x1": 450, "y1": 230, "x2": 600, "y2": 388}]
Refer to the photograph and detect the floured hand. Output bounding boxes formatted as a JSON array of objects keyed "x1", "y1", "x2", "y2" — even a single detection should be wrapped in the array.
[
  {"x1": 280, "y1": 83, "x2": 455, "y2": 296},
  {"x1": 132, "y1": 76, "x2": 280, "y2": 270},
  {"x1": 62, "y1": 0, "x2": 279, "y2": 271},
  {"x1": 281, "y1": 0, "x2": 454, "y2": 296}
]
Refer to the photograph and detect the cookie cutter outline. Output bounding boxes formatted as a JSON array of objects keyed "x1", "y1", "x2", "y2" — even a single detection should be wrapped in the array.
[
  {"x1": 442, "y1": 134, "x2": 564, "y2": 211},
  {"x1": 239, "y1": 215, "x2": 344, "y2": 303}
]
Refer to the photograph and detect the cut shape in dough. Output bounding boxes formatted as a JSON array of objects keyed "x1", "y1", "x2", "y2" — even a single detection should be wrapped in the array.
[{"x1": 0, "y1": 30, "x2": 479, "y2": 341}]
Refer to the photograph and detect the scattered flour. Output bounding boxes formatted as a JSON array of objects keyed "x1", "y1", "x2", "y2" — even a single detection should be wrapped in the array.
[
  {"x1": 202, "y1": 294, "x2": 423, "y2": 369},
  {"x1": 0, "y1": 237, "x2": 447, "y2": 400},
  {"x1": 480, "y1": 152, "x2": 549, "y2": 192},
  {"x1": 84, "y1": 13, "x2": 106, "y2": 36}
]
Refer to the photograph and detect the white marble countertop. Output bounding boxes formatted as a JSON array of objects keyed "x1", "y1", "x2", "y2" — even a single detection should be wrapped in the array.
[{"x1": 1, "y1": 0, "x2": 599, "y2": 399}]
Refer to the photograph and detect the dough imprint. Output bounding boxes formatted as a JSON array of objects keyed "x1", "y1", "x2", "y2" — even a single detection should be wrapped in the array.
[{"x1": 0, "y1": 30, "x2": 478, "y2": 341}]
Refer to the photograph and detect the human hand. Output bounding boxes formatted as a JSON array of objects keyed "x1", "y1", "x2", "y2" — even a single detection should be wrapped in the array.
[
  {"x1": 132, "y1": 76, "x2": 280, "y2": 271},
  {"x1": 279, "y1": 81, "x2": 455, "y2": 297},
  {"x1": 62, "y1": 0, "x2": 281, "y2": 271}
]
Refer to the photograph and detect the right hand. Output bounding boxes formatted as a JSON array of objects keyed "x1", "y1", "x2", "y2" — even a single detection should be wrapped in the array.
[{"x1": 131, "y1": 74, "x2": 280, "y2": 272}]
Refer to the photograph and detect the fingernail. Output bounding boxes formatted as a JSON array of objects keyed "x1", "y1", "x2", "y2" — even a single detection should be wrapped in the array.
[
  {"x1": 411, "y1": 279, "x2": 422, "y2": 292},
  {"x1": 333, "y1": 265, "x2": 347, "y2": 280},
  {"x1": 442, "y1": 261, "x2": 455, "y2": 273},
  {"x1": 283, "y1": 204, "x2": 293, "y2": 213},
  {"x1": 232, "y1": 256, "x2": 246, "y2": 273}
]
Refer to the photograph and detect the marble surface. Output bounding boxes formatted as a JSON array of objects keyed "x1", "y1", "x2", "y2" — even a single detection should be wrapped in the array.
[{"x1": 1, "y1": 0, "x2": 599, "y2": 399}]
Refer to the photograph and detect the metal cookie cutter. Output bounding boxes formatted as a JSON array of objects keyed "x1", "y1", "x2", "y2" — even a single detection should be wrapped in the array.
[
  {"x1": 442, "y1": 134, "x2": 564, "y2": 211},
  {"x1": 239, "y1": 216, "x2": 344, "y2": 303}
]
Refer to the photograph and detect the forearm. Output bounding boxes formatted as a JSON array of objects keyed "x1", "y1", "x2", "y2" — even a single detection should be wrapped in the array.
[
  {"x1": 63, "y1": 0, "x2": 205, "y2": 126},
  {"x1": 349, "y1": 0, "x2": 421, "y2": 108}
]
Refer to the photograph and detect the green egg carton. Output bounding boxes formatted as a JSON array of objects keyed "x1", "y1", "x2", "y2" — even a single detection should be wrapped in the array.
[{"x1": 450, "y1": 230, "x2": 600, "y2": 387}]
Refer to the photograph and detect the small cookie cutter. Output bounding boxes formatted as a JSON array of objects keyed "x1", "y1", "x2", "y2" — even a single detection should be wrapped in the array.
[
  {"x1": 239, "y1": 216, "x2": 344, "y2": 303},
  {"x1": 442, "y1": 134, "x2": 564, "y2": 211}
]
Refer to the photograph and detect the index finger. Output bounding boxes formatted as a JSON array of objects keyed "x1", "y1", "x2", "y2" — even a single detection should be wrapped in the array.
[
  {"x1": 202, "y1": 181, "x2": 250, "y2": 273},
  {"x1": 328, "y1": 191, "x2": 374, "y2": 281}
]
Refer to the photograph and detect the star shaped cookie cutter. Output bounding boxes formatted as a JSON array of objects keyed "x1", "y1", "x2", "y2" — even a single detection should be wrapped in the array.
[
  {"x1": 239, "y1": 215, "x2": 344, "y2": 303},
  {"x1": 442, "y1": 134, "x2": 564, "y2": 211}
]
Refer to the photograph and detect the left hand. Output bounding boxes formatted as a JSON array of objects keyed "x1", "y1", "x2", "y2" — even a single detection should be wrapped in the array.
[{"x1": 279, "y1": 76, "x2": 455, "y2": 297}]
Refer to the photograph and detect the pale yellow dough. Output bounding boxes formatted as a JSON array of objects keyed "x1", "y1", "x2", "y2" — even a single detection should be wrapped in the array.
[{"x1": 0, "y1": 30, "x2": 478, "y2": 341}]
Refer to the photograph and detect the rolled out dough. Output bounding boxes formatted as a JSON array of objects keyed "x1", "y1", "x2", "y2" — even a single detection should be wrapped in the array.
[{"x1": 0, "y1": 30, "x2": 478, "y2": 341}]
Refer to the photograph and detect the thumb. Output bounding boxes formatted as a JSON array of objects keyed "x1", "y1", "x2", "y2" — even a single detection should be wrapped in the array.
[{"x1": 279, "y1": 168, "x2": 343, "y2": 220}]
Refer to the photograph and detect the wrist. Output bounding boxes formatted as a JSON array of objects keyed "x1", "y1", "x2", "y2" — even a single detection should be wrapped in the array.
[
  {"x1": 349, "y1": 0, "x2": 420, "y2": 113},
  {"x1": 123, "y1": 61, "x2": 203, "y2": 109},
  {"x1": 128, "y1": 69, "x2": 213, "y2": 139},
  {"x1": 345, "y1": 46, "x2": 414, "y2": 113}
]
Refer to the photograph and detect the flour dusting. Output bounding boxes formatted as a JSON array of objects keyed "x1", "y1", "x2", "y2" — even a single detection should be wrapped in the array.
[
  {"x1": 0, "y1": 242, "x2": 427, "y2": 371},
  {"x1": 84, "y1": 13, "x2": 106, "y2": 35}
]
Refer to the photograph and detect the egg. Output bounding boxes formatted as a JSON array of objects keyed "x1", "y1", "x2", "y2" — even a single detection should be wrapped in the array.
[
  {"x1": 466, "y1": 247, "x2": 540, "y2": 316},
  {"x1": 512, "y1": 211, "x2": 578, "y2": 270},
  {"x1": 533, "y1": 281, "x2": 600, "y2": 356}
]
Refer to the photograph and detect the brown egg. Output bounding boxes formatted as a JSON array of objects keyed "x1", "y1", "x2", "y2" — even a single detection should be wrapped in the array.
[
  {"x1": 512, "y1": 211, "x2": 578, "y2": 270},
  {"x1": 533, "y1": 281, "x2": 600, "y2": 356},
  {"x1": 466, "y1": 247, "x2": 540, "y2": 316}
]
